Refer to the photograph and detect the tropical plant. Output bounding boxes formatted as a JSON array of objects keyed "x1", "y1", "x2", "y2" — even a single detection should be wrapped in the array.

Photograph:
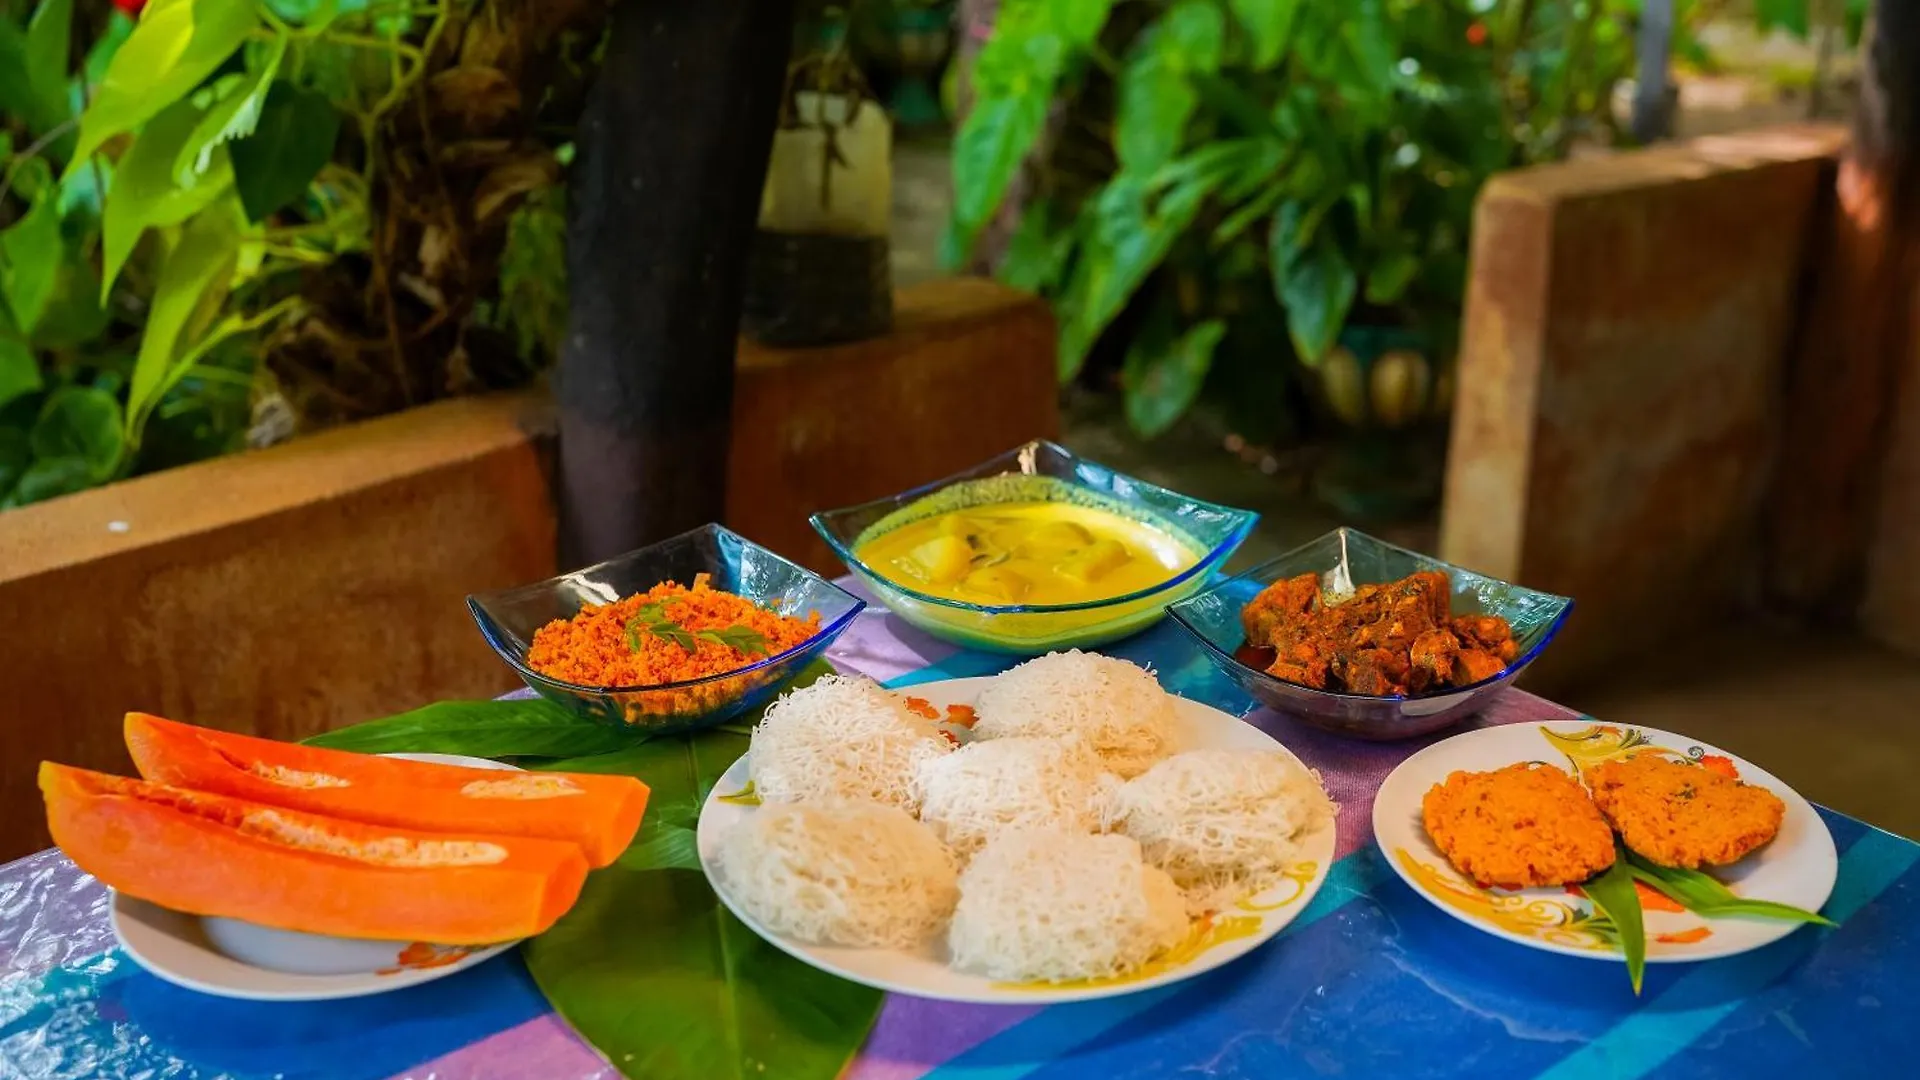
[
  {"x1": 946, "y1": 0, "x2": 1688, "y2": 439},
  {"x1": 0, "y1": 0, "x2": 597, "y2": 509}
]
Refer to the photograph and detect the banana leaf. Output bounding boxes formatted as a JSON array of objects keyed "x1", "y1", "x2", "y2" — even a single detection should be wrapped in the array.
[
  {"x1": 1627, "y1": 852, "x2": 1836, "y2": 927},
  {"x1": 303, "y1": 698, "x2": 642, "y2": 759},
  {"x1": 1581, "y1": 853, "x2": 1646, "y2": 995},
  {"x1": 521, "y1": 660, "x2": 881, "y2": 1079}
]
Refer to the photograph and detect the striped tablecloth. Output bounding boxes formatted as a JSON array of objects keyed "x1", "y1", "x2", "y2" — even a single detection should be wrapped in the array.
[{"x1": 4, "y1": 582, "x2": 1914, "y2": 1078}]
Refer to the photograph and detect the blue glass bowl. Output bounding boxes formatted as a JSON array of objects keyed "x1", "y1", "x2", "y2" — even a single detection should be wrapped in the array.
[
  {"x1": 467, "y1": 524, "x2": 865, "y2": 735},
  {"x1": 810, "y1": 440, "x2": 1258, "y2": 654},
  {"x1": 1166, "y1": 527, "x2": 1573, "y2": 741}
]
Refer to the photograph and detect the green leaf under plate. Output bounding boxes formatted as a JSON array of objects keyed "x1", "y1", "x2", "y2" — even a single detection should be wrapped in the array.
[
  {"x1": 523, "y1": 658, "x2": 881, "y2": 1080},
  {"x1": 1582, "y1": 852, "x2": 1646, "y2": 994},
  {"x1": 303, "y1": 698, "x2": 645, "y2": 759},
  {"x1": 1627, "y1": 852, "x2": 1836, "y2": 927}
]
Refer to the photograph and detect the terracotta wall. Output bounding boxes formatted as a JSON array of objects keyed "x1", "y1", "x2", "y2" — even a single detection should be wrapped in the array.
[
  {"x1": 0, "y1": 278, "x2": 1057, "y2": 859},
  {"x1": 1442, "y1": 126, "x2": 1849, "y2": 689}
]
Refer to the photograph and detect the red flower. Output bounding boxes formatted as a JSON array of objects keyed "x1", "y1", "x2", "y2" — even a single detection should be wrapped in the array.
[
  {"x1": 112, "y1": 0, "x2": 146, "y2": 14},
  {"x1": 1466, "y1": 21, "x2": 1488, "y2": 46}
]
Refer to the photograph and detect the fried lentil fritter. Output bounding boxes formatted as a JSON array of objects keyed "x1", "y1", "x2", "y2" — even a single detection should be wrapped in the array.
[
  {"x1": 1588, "y1": 756, "x2": 1785, "y2": 869},
  {"x1": 1421, "y1": 763, "x2": 1617, "y2": 889}
]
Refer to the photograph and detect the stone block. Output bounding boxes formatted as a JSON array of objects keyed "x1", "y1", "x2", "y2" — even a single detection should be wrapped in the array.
[
  {"x1": 0, "y1": 394, "x2": 557, "y2": 859},
  {"x1": 727, "y1": 276, "x2": 1060, "y2": 571},
  {"x1": 1442, "y1": 126, "x2": 1847, "y2": 690}
]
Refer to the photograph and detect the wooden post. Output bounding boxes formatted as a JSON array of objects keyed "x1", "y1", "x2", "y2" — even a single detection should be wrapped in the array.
[
  {"x1": 1765, "y1": 1, "x2": 1920, "y2": 616},
  {"x1": 556, "y1": 0, "x2": 796, "y2": 567}
]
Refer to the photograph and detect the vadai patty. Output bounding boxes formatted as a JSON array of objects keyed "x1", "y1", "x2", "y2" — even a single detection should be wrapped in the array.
[
  {"x1": 1589, "y1": 756, "x2": 1784, "y2": 869},
  {"x1": 1421, "y1": 763, "x2": 1616, "y2": 889}
]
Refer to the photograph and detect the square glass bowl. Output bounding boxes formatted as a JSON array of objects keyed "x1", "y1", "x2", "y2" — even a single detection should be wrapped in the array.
[
  {"x1": 1166, "y1": 527, "x2": 1572, "y2": 740},
  {"x1": 810, "y1": 440, "x2": 1258, "y2": 654},
  {"x1": 467, "y1": 524, "x2": 865, "y2": 735}
]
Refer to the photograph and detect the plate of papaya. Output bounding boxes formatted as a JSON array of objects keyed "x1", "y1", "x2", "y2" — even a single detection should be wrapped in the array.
[{"x1": 43, "y1": 714, "x2": 650, "y2": 1001}]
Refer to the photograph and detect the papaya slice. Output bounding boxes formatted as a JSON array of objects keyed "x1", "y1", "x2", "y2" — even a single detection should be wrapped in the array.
[
  {"x1": 124, "y1": 713, "x2": 647, "y2": 868},
  {"x1": 41, "y1": 762, "x2": 587, "y2": 944}
]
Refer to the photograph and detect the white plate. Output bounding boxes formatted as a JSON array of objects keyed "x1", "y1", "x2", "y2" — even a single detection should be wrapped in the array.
[
  {"x1": 1373, "y1": 721, "x2": 1838, "y2": 963},
  {"x1": 696, "y1": 676, "x2": 1337, "y2": 1005},
  {"x1": 111, "y1": 753, "x2": 523, "y2": 1001}
]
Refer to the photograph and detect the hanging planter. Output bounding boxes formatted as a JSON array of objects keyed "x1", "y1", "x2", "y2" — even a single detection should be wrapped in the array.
[{"x1": 741, "y1": 26, "x2": 894, "y2": 348}]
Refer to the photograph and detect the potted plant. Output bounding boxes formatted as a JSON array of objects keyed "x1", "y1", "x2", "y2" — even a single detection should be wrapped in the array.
[{"x1": 946, "y1": 0, "x2": 1659, "y2": 515}]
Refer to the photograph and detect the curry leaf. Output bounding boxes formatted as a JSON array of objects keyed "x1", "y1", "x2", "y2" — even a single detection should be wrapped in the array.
[
  {"x1": 69, "y1": 0, "x2": 260, "y2": 170},
  {"x1": 126, "y1": 206, "x2": 240, "y2": 440},
  {"x1": 1582, "y1": 854, "x2": 1646, "y2": 995},
  {"x1": 304, "y1": 698, "x2": 644, "y2": 758},
  {"x1": 700, "y1": 626, "x2": 771, "y2": 656},
  {"x1": 176, "y1": 36, "x2": 288, "y2": 187},
  {"x1": 30, "y1": 386, "x2": 124, "y2": 482},
  {"x1": 230, "y1": 82, "x2": 340, "y2": 222},
  {"x1": 1229, "y1": 0, "x2": 1301, "y2": 70},
  {"x1": 1626, "y1": 852, "x2": 1836, "y2": 927},
  {"x1": 1124, "y1": 311, "x2": 1225, "y2": 438},
  {"x1": 100, "y1": 98, "x2": 237, "y2": 296}
]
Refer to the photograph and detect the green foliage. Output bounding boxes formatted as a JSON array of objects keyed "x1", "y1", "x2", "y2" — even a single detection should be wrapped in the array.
[
  {"x1": 496, "y1": 185, "x2": 569, "y2": 363},
  {"x1": 0, "y1": 0, "x2": 470, "y2": 510},
  {"x1": 953, "y1": 0, "x2": 1658, "y2": 436}
]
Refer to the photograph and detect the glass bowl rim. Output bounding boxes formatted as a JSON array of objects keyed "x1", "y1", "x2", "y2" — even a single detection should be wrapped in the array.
[
  {"x1": 1165, "y1": 526, "x2": 1574, "y2": 703},
  {"x1": 466, "y1": 523, "x2": 868, "y2": 696},
  {"x1": 808, "y1": 438, "x2": 1261, "y2": 615}
]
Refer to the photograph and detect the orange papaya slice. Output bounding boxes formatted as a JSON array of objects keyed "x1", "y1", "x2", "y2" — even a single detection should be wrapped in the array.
[
  {"x1": 124, "y1": 713, "x2": 647, "y2": 867},
  {"x1": 41, "y1": 762, "x2": 587, "y2": 944}
]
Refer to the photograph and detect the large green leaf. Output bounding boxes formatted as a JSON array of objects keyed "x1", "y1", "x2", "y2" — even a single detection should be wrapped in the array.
[
  {"x1": 1228, "y1": 0, "x2": 1301, "y2": 70},
  {"x1": 0, "y1": 337, "x2": 40, "y2": 413},
  {"x1": 0, "y1": 426, "x2": 30, "y2": 497},
  {"x1": 304, "y1": 698, "x2": 646, "y2": 759},
  {"x1": 230, "y1": 82, "x2": 341, "y2": 222},
  {"x1": 0, "y1": 0, "x2": 74, "y2": 143},
  {"x1": 1754, "y1": 0, "x2": 1811, "y2": 39},
  {"x1": 524, "y1": 728, "x2": 884, "y2": 1080},
  {"x1": 10, "y1": 453, "x2": 92, "y2": 505},
  {"x1": 70, "y1": 0, "x2": 260, "y2": 170},
  {"x1": 176, "y1": 36, "x2": 288, "y2": 188},
  {"x1": 1115, "y1": 1, "x2": 1225, "y2": 173},
  {"x1": 30, "y1": 385, "x2": 124, "y2": 481},
  {"x1": 1270, "y1": 200, "x2": 1355, "y2": 364},
  {"x1": 946, "y1": 0, "x2": 1115, "y2": 265},
  {"x1": 0, "y1": 180, "x2": 63, "y2": 333},
  {"x1": 126, "y1": 206, "x2": 239, "y2": 441},
  {"x1": 1057, "y1": 167, "x2": 1221, "y2": 381},
  {"x1": 1123, "y1": 310, "x2": 1226, "y2": 438},
  {"x1": 100, "y1": 98, "x2": 237, "y2": 296}
]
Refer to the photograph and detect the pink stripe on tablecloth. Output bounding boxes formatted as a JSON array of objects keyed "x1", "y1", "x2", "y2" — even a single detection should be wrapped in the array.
[
  {"x1": 844, "y1": 995, "x2": 1045, "y2": 1080},
  {"x1": 825, "y1": 578, "x2": 965, "y2": 683},
  {"x1": 386, "y1": 1013, "x2": 613, "y2": 1080}
]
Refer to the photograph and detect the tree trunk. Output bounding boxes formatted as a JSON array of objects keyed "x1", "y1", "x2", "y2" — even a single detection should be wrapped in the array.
[{"x1": 556, "y1": 0, "x2": 795, "y2": 567}]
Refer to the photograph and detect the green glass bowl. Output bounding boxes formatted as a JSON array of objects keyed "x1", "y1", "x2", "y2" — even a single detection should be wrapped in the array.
[{"x1": 809, "y1": 440, "x2": 1258, "y2": 654}]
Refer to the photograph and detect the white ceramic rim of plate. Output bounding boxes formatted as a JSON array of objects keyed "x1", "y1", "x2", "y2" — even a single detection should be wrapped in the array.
[
  {"x1": 696, "y1": 675, "x2": 1337, "y2": 1005},
  {"x1": 109, "y1": 752, "x2": 524, "y2": 1001},
  {"x1": 1372, "y1": 721, "x2": 1838, "y2": 964}
]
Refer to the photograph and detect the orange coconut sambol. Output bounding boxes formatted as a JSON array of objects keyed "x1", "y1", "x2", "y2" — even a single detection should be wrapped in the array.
[{"x1": 526, "y1": 574, "x2": 821, "y2": 692}]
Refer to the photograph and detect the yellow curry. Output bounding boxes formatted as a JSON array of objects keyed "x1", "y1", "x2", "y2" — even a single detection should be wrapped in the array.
[{"x1": 855, "y1": 502, "x2": 1199, "y2": 606}]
